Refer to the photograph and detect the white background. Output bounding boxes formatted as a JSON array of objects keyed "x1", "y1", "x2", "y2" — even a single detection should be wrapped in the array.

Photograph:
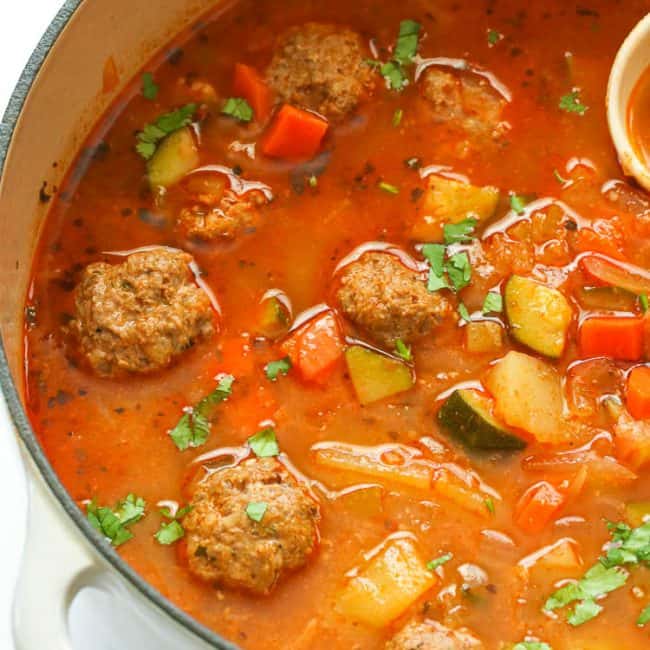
[{"x1": 0, "y1": 2, "x2": 64, "y2": 649}]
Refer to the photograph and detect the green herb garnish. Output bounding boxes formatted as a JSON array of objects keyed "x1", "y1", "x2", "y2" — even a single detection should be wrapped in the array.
[
  {"x1": 136, "y1": 104, "x2": 196, "y2": 160},
  {"x1": 513, "y1": 643, "x2": 552, "y2": 650},
  {"x1": 142, "y1": 72, "x2": 159, "y2": 100},
  {"x1": 559, "y1": 90, "x2": 588, "y2": 115},
  {"x1": 265, "y1": 357, "x2": 292, "y2": 381},
  {"x1": 427, "y1": 553, "x2": 453, "y2": 571},
  {"x1": 392, "y1": 108, "x2": 404, "y2": 127},
  {"x1": 248, "y1": 427, "x2": 280, "y2": 458},
  {"x1": 87, "y1": 494, "x2": 146, "y2": 547},
  {"x1": 458, "y1": 303, "x2": 471, "y2": 323},
  {"x1": 222, "y1": 97, "x2": 254, "y2": 122},
  {"x1": 443, "y1": 218, "x2": 478, "y2": 245},
  {"x1": 394, "y1": 19, "x2": 422, "y2": 64},
  {"x1": 169, "y1": 375, "x2": 234, "y2": 451},
  {"x1": 639, "y1": 293, "x2": 649, "y2": 313},
  {"x1": 510, "y1": 193, "x2": 529, "y2": 215},
  {"x1": 484, "y1": 497, "x2": 496, "y2": 514},
  {"x1": 638, "y1": 604, "x2": 650, "y2": 626},
  {"x1": 447, "y1": 252, "x2": 472, "y2": 291},
  {"x1": 482, "y1": 292, "x2": 503, "y2": 314},
  {"x1": 308, "y1": 174, "x2": 318, "y2": 188},
  {"x1": 245, "y1": 501, "x2": 268, "y2": 523},
  {"x1": 487, "y1": 29, "x2": 502, "y2": 46},
  {"x1": 154, "y1": 504, "x2": 192, "y2": 545},
  {"x1": 422, "y1": 243, "x2": 449, "y2": 292},
  {"x1": 553, "y1": 168, "x2": 569, "y2": 184},
  {"x1": 378, "y1": 181, "x2": 400, "y2": 195},
  {"x1": 395, "y1": 339, "x2": 412, "y2": 362}
]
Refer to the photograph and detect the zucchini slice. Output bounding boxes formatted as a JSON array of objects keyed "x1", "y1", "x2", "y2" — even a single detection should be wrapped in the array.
[
  {"x1": 438, "y1": 389, "x2": 526, "y2": 450},
  {"x1": 505, "y1": 275, "x2": 572, "y2": 358},
  {"x1": 345, "y1": 346, "x2": 414, "y2": 405},
  {"x1": 147, "y1": 126, "x2": 199, "y2": 188},
  {"x1": 412, "y1": 175, "x2": 500, "y2": 242}
]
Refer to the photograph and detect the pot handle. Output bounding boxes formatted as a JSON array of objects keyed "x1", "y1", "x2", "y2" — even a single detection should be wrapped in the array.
[{"x1": 13, "y1": 473, "x2": 101, "y2": 650}]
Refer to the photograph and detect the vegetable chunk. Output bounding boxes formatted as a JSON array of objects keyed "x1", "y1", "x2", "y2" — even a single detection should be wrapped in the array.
[
  {"x1": 484, "y1": 351, "x2": 563, "y2": 443},
  {"x1": 412, "y1": 175, "x2": 499, "y2": 242},
  {"x1": 505, "y1": 275, "x2": 572, "y2": 358},
  {"x1": 336, "y1": 537, "x2": 436, "y2": 627},
  {"x1": 345, "y1": 345, "x2": 414, "y2": 404},
  {"x1": 147, "y1": 126, "x2": 199, "y2": 188}
]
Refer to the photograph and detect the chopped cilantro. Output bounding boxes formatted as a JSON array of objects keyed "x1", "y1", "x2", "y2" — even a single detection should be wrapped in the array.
[
  {"x1": 482, "y1": 292, "x2": 503, "y2": 314},
  {"x1": 487, "y1": 29, "x2": 502, "y2": 46},
  {"x1": 427, "y1": 553, "x2": 453, "y2": 571},
  {"x1": 638, "y1": 603, "x2": 650, "y2": 626},
  {"x1": 136, "y1": 104, "x2": 196, "y2": 160},
  {"x1": 484, "y1": 497, "x2": 496, "y2": 514},
  {"x1": 245, "y1": 501, "x2": 268, "y2": 522},
  {"x1": 248, "y1": 427, "x2": 280, "y2": 458},
  {"x1": 265, "y1": 357, "x2": 292, "y2": 381},
  {"x1": 553, "y1": 168, "x2": 569, "y2": 184},
  {"x1": 513, "y1": 643, "x2": 552, "y2": 650},
  {"x1": 567, "y1": 598, "x2": 603, "y2": 626},
  {"x1": 87, "y1": 494, "x2": 146, "y2": 547},
  {"x1": 141, "y1": 72, "x2": 159, "y2": 100},
  {"x1": 392, "y1": 108, "x2": 404, "y2": 127},
  {"x1": 443, "y1": 217, "x2": 477, "y2": 244},
  {"x1": 308, "y1": 174, "x2": 318, "y2": 188},
  {"x1": 378, "y1": 181, "x2": 400, "y2": 195},
  {"x1": 155, "y1": 520, "x2": 185, "y2": 545},
  {"x1": 559, "y1": 90, "x2": 588, "y2": 115},
  {"x1": 458, "y1": 303, "x2": 471, "y2": 323},
  {"x1": 394, "y1": 19, "x2": 421, "y2": 64},
  {"x1": 509, "y1": 193, "x2": 529, "y2": 215},
  {"x1": 169, "y1": 375, "x2": 234, "y2": 451},
  {"x1": 222, "y1": 97, "x2": 253, "y2": 122},
  {"x1": 395, "y1": 339, "x2": 412, "y2": 362},
  {"x1": 422, "y1": 243, "x2": 448, "y2": 292},
  {"x1": 447, "y1": 252, "x2": 472, "y2": 291},
  {"x1": 380, "y1": 61, "x2": 408, "y2": 90},
  {"x1": 640, "y1": 293, "x2": 649, "y2": 313}
]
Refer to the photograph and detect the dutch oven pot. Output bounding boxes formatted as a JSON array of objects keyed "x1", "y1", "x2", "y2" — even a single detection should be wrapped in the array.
[{"x1": 0, "y1": 1, "x2": 240, "y2": 648}]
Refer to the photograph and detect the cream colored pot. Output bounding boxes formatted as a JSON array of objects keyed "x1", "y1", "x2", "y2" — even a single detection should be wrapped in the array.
[{"x1": 0, "y1": 1, "x2": 238, "y2": 648}]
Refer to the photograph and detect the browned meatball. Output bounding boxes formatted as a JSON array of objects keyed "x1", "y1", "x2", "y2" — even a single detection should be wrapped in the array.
[
  {"x1": 176, "y1": 170, "x2": 270, "y2": 241},
  {"x1": 71, "y1": 249, "x2": 215, "y2": 377},
  {"x1": 386, "y1": 621, "x2": 483, "y2": 650},
  {"x1": 337, "y1": 252, "x2": 451, "y2": 347},
  {"x1": 184, "y1": 458, "x2": 320, "y2": 595},
  {"x1": 421, "y1": 67, "x2": 506, "y2": 140},
  {"x1": 266, "y1": 22, "x2": 375, "y2": 119}
]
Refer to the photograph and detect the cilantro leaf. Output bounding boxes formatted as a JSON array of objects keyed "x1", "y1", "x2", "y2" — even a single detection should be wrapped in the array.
[
  {"x1": 394, "y1": 19, "x2": 421, "y2": 64},
  {"x1": 155, "y1": 519, "x2": 185, "y2": 545},
  {"x1": 482, "y1": 292, "x2": 503, "y2": 314},
  {"x1": 487, "y1": 29, "x2": 502, "y2": 46},
  {"x1": 136, "y1": 104, "x2": 196, "y2": 160},
  {"x1": 443, "y1": 217, "x2": 477, "y2": 244},
  {"x1": 395, "y1": 339, "x2": 412, "y2": 362},
  {"x1": 115, "y1": 494, "x2": 146, "y2": 526},
  {"x1": 378, "y1": 180, "x2": 400, "y2": 194},
  {"x1": 245, "y1": 501, "x2": 268, "y2": 522},
  {"x1": 222, "y1": 97, "x2": 254, "y2": 122},
  {"x1": 640, "y1": 293, "x2": 649, "y2": 313},
  {"x1": 484, "y1": 497, "x2": 496, "y2": 514},
  {"x1": 427, "y1": 553, "x2": 453, "y2": 571},
  {"x1": 458, "y1": 303, "x2": 471, "y2": 323},
  {"x1": 553, "y1": 168, "x2": 568, "y2": 184},
  {"x1": 567, "y1": 598, "x2": 602, "y2": 626},
  {"x1": 510, "y1": 193, "x2": 529, "y2": 215},
  {"x1": 169, "y1": 375, "x2": 234, "y2": 451},
  {"x1": 87, "y1": 495, "x2": 146, "y2": 547},
  {"x1": 447, "y1": 252, "x2": 472, "y2": 291},
  {"x1": 638, "y1": 604, "x2": 650, "y2": 626},
  {"x1": 142, "y1": 72, "x2": 159, "y2": 100},
  {"x1": 513, "y1": 643, "x2": 552, "y2": 650},
  {"x1": 265, "y1": 357, "x2": 292, "y2": 381},
  {"x1": 248, "y1": 427, "x2": 280, "y2": 457},
  {"x1": 380, "y1": 61, "x2": 407, "y2": 90},
  {"x1": 559, "y1": 90, "x2": 588, "y2": 115},
  {"x1": 422, "y1": 243, "x2": 449, "y2": 292},
  {"x1": 392, "y1": 108, "x2": 404, "y2": 127}
]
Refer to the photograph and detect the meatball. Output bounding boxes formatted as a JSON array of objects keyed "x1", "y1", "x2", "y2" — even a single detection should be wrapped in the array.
[
  {"x1": 337, "y1": 252, "x2": 451, "y2": 347},
  {"x1": 421, "y1": 67, "x2": 506, "y2": 140},
  {"x1": 386, "y1": 621, "x2": 483, "y2": 650},
  {"x1": 184, "y1": 458, "x2": 320, "y2": 594},
  {"x1": 266, "y1": 22, "x2": 375, "y2": 119},
  {"x1": 71, "y1": 249, "x2": 215, "y2": 376},
  {"x1": 176, "y1": 170, "x2": 270, "y2": 241}
]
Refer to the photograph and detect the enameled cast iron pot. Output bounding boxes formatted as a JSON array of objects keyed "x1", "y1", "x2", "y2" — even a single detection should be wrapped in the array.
[{"x1": 0, "y1": 1, "x2": 241, "y2": 648}]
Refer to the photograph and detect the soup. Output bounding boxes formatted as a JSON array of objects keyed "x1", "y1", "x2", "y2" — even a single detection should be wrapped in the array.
[{"x1": 23, "y1": 1, "x2": 650, "y2": 648}]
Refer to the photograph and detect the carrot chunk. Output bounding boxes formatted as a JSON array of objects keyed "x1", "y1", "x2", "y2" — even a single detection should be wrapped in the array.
[
  {"x1": 514, "y1": 481, "x2": 566, "y2": 534},
  {"x1": 627, "y1": 366, "x2": 650, "y2": 420},
  {"x1": 579, "y1": 316, "x2": 644, "y2": 361},
  {"x1": 262, "y1": 104, "x2": 329, "y2": 160},
  {"x1": 233, "y1": 63, "x2": 274, "y2": 121},
  {"x1": 281, "y1": 311, "x2": 343, "y2": 384}
]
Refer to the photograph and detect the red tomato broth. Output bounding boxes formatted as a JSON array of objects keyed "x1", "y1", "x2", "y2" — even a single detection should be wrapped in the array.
[{"x1": 22, "y1": 1, "x2": 650, "y2": 648}]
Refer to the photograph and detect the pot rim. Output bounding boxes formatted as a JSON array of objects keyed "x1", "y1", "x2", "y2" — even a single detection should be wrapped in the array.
[{"x1": 0, "y1": 2, "x2": 238, "y2": 648}]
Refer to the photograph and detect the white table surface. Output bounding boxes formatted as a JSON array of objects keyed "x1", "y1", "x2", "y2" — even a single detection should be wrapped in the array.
[{"x1": 0, "y1": 3, "x2": 65, "y2": 649}]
